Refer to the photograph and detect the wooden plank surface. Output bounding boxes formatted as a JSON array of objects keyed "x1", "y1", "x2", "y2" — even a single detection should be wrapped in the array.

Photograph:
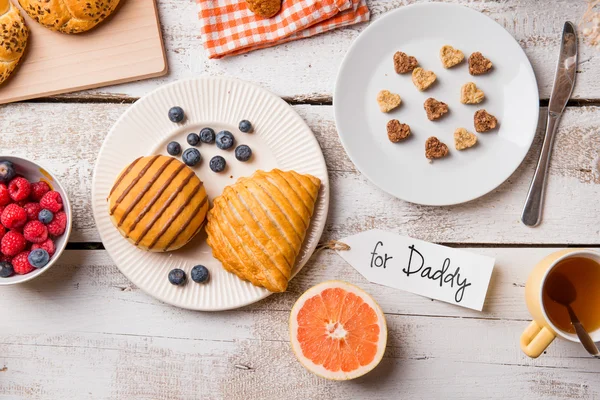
[
  {"x1": 3, "y1": 0, "x2": 600, "y2": 398},
  {"x1": 2, "y1": 102, "x2": 599, "y2": 244},
  {"x1": 1, "y1": 248, "x2": 599, "y2": 400},
  {"x1": 63, "y1": 0, "x2": 600, "y2": 101}
]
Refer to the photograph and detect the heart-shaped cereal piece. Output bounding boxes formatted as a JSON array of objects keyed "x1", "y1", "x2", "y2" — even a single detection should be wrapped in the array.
[
  {"x1": 425, "y1": 136, "x2": 449, "y2": 160},
  {"x1": 246, "y1": 0, "x2": 282, "y2": 18},
  {"x1": 377, "y1": 90, "x2": 401, "y2": 113},
  {"x1": 424, "y1": 98, "x2": 449, "y2": 121},
  {"x1": 469, "y1": 52, "x2": 493, "y2": 75},
  {"x1": 440, "y1": 45, "x2": 464, "y2": 68},
  {"x1": 454, "y1": 128, "x2": 478, "y2": 150},
  {"x1": 461, "y1": 82, "x2": 485, "y2": 104},
  {"x1": 387, "y1": 119, "x2": 411, "y2": 142},
  {"x1": 412, "y1": 67, "x2": 437, "y2": 91},
  {"x1": 474, "y1": 109, "x2": 498, "y2": 132},
  {"x1": 394, "y1": 51, "x2": 418, "y2": 74}
]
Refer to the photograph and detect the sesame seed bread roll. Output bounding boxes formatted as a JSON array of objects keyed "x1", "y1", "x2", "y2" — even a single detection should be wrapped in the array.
[
  {"x1": 206, "y1": 169, "x2": 321, "y2": 292},
  {"x1": 18, "y1": 0, "x2": 120, "y2": 33},
  {"x1": 108, "y1": 155, "x2": 209, "y2": 252},
  {"x1": 0, "y1": 0, "x2": 28, "y2": 85}
]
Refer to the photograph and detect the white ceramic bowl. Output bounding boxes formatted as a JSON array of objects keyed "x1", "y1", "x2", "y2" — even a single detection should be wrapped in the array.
[{"x1": 0, "y1": 156, "x2": 72, "y2": 285}]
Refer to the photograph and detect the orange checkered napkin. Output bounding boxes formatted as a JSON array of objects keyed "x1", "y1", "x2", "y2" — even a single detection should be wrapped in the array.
[{"x1": 198, "y1": 0, "x2": 370, "y2": 59}]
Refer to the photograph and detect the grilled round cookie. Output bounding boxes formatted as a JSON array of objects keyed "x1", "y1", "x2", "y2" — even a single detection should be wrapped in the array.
[
  {"x1": 0, "y1": 0, "x2": 28, "y2": 85},
  {"x1": 108, "y1": 155, "x2": 208, "y2": 252},
  {"x1": 18, "y1": 0, "x2": 120, "y2": 33}
]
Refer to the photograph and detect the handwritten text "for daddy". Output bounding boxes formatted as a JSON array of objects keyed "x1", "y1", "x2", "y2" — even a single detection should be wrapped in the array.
[{"x1": 370, "y1": 242, "x2": 472, "y2": 303}]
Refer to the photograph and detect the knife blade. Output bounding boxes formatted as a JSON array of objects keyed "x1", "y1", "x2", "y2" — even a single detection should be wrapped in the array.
[
  {"x1": 548, "y1": 22, "x2": 578, "y2": 116},
  {"x1": 521, "y1": 22, "x2": 578, "y2": 227}
]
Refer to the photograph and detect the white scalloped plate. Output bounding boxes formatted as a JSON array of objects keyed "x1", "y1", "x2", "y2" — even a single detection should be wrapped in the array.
[{"x1": 92, "y1": 77, "x2": 329, "y2": 311}]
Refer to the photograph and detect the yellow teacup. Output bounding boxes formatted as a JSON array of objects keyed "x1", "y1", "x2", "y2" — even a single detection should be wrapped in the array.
[{"x1": 521, "y1": 249, "x2": 600, "y2": 358}]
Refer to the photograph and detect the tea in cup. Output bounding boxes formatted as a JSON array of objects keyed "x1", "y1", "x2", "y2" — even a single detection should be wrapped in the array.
[{"x1": 520, "y1": 249, "x2": 600, "y2": 358}]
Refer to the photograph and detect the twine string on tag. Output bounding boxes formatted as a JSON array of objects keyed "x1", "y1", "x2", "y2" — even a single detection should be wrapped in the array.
[{"x1": 315, "y1": 240, "x2": 351, "y2": 254}]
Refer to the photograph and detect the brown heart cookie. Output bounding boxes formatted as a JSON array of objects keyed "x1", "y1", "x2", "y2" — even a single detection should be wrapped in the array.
[
  {"x1": 461, "y1": 82, "x2": 485, "y2": 104},
  {"x1": 246, "y1": 0, "x2": 281, "y2": 18},
  {"x1": 454, "y1": 128, "x2": 478, "y2": 150},
  {"x1": 425, "y1": 137, "x2": 449, "y2": 160},
  {"x1": 412, "y1": 67, "x2": 437, "y2": 91},
  {"x1": 393, "y1": 51, "x2": 418, "y2": 74},
  {"x1": 387, "y1": 120, "x2": 411, "y2": 143},
  {"x1": 440, "y1": 45, "x2": 464, "y2": 68},
  {"x1": 469, "y1": 52, "x2": 493, "y2": 75},
  {"x1": 377, "y1": 90, "x2": 401, "y2": 113},
  {"x1": 424, "y1": 98, "x2": 449, "y2": 121},
  {"x1": 474, "y1": 109, "x2": 498, "y2": 132}
]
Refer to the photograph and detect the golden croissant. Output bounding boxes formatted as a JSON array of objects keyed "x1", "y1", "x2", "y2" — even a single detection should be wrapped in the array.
[{"x1": 206, "y1": 169, "x2": 321, "y2": 292}]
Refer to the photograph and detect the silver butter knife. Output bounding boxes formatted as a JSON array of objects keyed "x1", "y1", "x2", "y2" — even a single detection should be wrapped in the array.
[{"x1": 522, "y1": 22, "x2": 578, "y2": 227}]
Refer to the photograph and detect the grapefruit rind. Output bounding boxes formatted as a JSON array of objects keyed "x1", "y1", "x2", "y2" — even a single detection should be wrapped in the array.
[{"x1": 289, "y1": 280, "x2": 387, "y2": 380}]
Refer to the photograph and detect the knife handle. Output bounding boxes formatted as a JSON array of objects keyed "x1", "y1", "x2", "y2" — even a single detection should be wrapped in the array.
[{"x1": 521, "y1": 113, "x2": 561, "y2": 227}]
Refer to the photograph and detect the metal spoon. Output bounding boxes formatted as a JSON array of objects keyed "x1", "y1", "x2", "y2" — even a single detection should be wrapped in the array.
[{"x1": 546, "y1": 272, "x2": 600, "y2": 358}]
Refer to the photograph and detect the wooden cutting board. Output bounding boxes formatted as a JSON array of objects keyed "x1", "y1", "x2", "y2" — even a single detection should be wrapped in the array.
[{"x1": 0, "y1": 0, "x2": 167, "y2": 104}]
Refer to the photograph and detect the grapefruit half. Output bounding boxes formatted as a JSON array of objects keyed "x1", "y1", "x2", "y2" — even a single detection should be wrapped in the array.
[{"x1": 289, "y1": 280, "x2": 387, "y2": 380}]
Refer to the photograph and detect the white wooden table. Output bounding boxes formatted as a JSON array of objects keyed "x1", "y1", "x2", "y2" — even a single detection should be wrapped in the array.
[{"x1": 2, "y1": 1, "x2": 600, "y2": 398}]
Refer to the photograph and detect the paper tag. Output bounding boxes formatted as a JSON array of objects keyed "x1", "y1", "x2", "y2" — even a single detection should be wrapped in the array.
[{"x1": 335, "y1": 229, "x2": 495, "y2": 311}]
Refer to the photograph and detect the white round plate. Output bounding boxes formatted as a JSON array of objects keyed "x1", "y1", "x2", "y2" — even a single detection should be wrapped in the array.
[
  {"x1": 92, "y1": 77, "x2": 329, "y2": 311},
  {"x1": 334, "y1": 3, "x2": 539, "y2": 206}
]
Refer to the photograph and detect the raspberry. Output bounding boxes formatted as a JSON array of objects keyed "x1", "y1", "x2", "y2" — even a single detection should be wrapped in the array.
[
  {"x1": 0, "y1": 184, "x2": 9, "y2": 206},
  {"x1": 8, "y1": 177, "x2": 31, "y2": 202},
  {"x1": 23, "y1": 220, "x2": 48, "y2": 244},
  {"x1": 32, "y1": 238, "x2": 55, "y2": 257},
  {"x1": 1, "y1": 204, "x2": 27, "y2": 229},
  {"x1": 39, "y1": 191, "x2": 63, "y2": 213},
  {"x1": 12, "y1": 251, "x2": 34, "y2": 275},
  {"x1": 23, "y1": 202, "x2": 42, "y2": 221},
  {"x1": 1, "y1": 231, "x2": 27, "y2": 256},
  {"x1": 30, "y1": 181, "x2": 51, "y2": 201},
  {"x1": 47, "y1": 211, "x2": 67, "y2": 237},
  {"x1": 0, "y1": 224, "x2": 5, "y2": 241}
]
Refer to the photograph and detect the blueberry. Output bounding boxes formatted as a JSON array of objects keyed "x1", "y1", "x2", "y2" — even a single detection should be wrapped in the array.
[
  {"x1": 200, "y1": 128, "x2": 215, "y2": 144},
  {"x1": 0, "y1": 261, "x2": 13, "y2": 278},
  {"x1": 216, "y1": 131, "x2": 235, "y2": 150},
  {"x1": 235, "y1": 145, "x2": 252, "y2": 162},
  {"x1": 182, "y1": 148, "x2": 201, "y2": 166},
  {"x1": 209, "y1": 156, "x2": 226, "y2": 173},
  {"x1": 168, "y1": 268, "x2": 186, "y2": 285},
  {"x1": 0, "y1": 160, "x2": 16, "y2": 183},
  {"x1": 28, "y1": 249, "x2": 49, "y2": 269},
  {"x1": 187, "y1": 133, "x2": 200, "y2": 146},
  {"x1": 239, "y1": 120, "x2": 253, "y2": 133},
  {"x1": 191, "y1": 265, "x2": 209, "y2": 283},
  {"x1": 38, "y1": 209, "x2": 54, "y2": 224},
  {"x1": 168, "y1": 106, "x2": 185, "y2": 123},
  {"x1": 167, "y1": 141, "x2": 181, "y2": 156}
]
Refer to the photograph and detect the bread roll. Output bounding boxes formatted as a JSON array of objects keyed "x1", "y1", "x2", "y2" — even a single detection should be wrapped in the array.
[
  {"x1": 0, "y1": 0, "x2": 28, "y2": 85},
  {"x1": 18, "y1": 0, "x2": 120, "y2": 33},
  {"x1": 108, "y1": 155, "x2": 209, "y2": 252},
  {"x1": 206, "y1": 169, "x2": 321, "y2": 292}
]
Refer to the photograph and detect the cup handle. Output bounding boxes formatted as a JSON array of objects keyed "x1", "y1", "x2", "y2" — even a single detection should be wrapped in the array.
[{"x1": 520, "y1": 320, "x2": 555, "y2": 358}]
